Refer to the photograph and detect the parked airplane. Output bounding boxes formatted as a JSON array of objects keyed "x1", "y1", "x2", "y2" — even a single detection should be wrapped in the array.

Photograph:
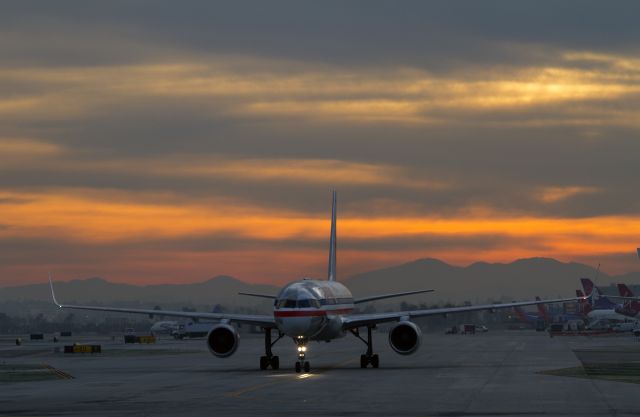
[
  {"x1": 610, "y1": 284, "x2": 640, "y2": 318},
  {"x1": 150, "y1": 320, "x2": 179, "y2": 335},
  {"x1": 579, "y1": 279, "x2": 639, "y2": 328},
  {"x1": 512, "y1": 297, "x2": 550, "y2": 325},
  {"x1": 49, "y1": 191, "x2": 584, "y2": 373}
]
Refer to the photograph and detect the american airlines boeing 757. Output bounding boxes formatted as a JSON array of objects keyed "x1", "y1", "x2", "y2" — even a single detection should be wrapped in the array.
[{"x1": 49, "y1": 191, "x2": 585, "y2": 373}]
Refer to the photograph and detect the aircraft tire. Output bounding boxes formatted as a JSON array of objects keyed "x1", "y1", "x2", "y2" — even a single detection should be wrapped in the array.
[
  {"x1": 360, "y1": 354, "x2": 368, "y2": 368},
  {"x1": 295, "y1": 361, "x2": 301, "y2": 373},
  {"x1": 371, "y1": 354, "x2": 379, "y2": 368},
  {"x1": 303, "y1": 361, "x2": 310, "y2": 373},
  {"x1": 271, "y1": 356, "x2": 279, "y2": 370},
  {"x1": 260, "y1": 356, "x2": 269, "y2": 370}
]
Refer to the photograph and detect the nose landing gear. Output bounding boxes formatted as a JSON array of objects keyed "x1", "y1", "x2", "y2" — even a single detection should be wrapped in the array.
[{"x1": 295, "y1": 337, "x2": 310, "y2": 373}]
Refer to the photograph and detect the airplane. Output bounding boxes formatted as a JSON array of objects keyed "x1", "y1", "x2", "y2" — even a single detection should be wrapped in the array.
[
  {"x1": 48, "y1": 191, "x2": 585, "y2": 373},
  {"x1": 578, "y1": 279, "x2": 639, "y2": 328},
  {"x1": 580, "y1": 278, "x2": 617, "y2": 310},
  {"x1": 513, "y1": 295, "x2": 584, "y2": 327},
  {"x1": 150, "y1": 320, "x2": 180, "y2": 336},
  {"x1": 606, "y1": 284, "x2": 640, "y2": 318},
  {"x1": 589, "y1": 249, "x2": 640, "y2": 305}
]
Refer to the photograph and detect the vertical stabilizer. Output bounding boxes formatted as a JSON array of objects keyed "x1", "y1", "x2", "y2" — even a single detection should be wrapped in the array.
[
  {"x1": 535, "y1": 296, "x2": 551, "y2": 321},
  {"x1": 328, "y1": 190, "x2": 337, "y2": 281},
  {"x1": 618, "y1": 283, "x2": 634, "y2": 298},
  {"x1": 580, "y1": 278, "x2": 595, "y2": 300}
]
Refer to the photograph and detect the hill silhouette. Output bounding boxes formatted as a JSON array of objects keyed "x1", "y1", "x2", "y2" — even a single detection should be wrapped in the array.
[{"x1": 3, "y1": 257, "x2": 635, "y2": 311}]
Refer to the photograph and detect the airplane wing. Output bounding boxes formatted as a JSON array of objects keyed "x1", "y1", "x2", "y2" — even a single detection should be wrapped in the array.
[
  {"x1": 49, "y1": 275, "x2": 276, "y2": 328},
  {"x1": 353, "y1": 289, "x2": 435, "y2": 304},
  {"x1": 342, "y1": 295, "x2": 582, "y2": 329}
]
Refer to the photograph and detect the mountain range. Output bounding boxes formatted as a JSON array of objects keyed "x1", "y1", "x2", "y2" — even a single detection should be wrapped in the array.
[{"x1": 3, "y1": 258, "x2": 640, "y2": 313}]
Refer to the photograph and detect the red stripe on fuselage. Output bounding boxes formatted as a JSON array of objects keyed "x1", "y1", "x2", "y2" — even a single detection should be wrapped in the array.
[{"x1": 274, "y1": 308, "x2": 353, "y2": 317}]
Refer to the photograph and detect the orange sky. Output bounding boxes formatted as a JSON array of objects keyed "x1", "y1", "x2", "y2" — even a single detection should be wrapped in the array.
[{"x1": 1, "y1": 187, "x2": 639, "y2": 286}]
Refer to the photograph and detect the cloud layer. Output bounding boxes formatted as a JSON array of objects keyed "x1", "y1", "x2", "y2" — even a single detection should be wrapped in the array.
[{"x1": 1, "y1": 1, "x2": 639, "y2": 286}]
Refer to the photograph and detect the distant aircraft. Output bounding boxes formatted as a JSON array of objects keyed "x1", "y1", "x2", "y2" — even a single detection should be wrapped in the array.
[
  {"x1": 512, "y1": 296, "x2": 550, "y2": 325},
  {"x1": 579, "y1": 278, "x2": 639, "y2": 328},
  {"x1": 48, "y1": 191, "x2": 584, "y2": 373},
  {"x1": 608, "y1": 284, "x2": 640, "y2": 318},
  {"x1": 150, "y1": 321, "x2": 179, "y2": 335},
  {"x1": 513, "y1": 296, "x2": 584, "y2": 326}
]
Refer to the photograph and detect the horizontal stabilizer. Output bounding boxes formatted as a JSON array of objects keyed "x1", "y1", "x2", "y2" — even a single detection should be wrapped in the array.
[{"x1": 354, "y1": 289, "x2": 434, "y2": 304}]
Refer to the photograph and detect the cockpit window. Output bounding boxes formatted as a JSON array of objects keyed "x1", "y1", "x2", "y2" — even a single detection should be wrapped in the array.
[
  {"x1": 284, "y1": 299, "x2": 296, "y2": 308},
  {"x1": 275, "y1": 298, "x2": 320, "y2": 309},
  {"x1": 297, "y1": 299, "x2": 320, "y2": 308},
  {"x1": 276, "y1": 299, "x2": 296, "y2": 308}
]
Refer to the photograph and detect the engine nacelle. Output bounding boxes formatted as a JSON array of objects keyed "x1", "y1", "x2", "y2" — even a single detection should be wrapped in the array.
[
  {"x1": 206, "y1": 324, "x2": 239, "y2": 358},
  {"x1": 388, "y1": 321, "x2": 422, "y2": 355}
]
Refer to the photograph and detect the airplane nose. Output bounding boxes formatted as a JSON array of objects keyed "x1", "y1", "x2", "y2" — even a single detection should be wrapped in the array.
[{"x1": 280, "y1": 316, "x2": 325, "y2": 337}]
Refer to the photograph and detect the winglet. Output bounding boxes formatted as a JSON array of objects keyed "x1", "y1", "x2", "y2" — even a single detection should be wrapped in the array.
[
  {"x1": 327, "y1": 190, "x2": 337, "y2": 281},
  {"x1": 48, "y1": 272, "x2": 62, "y2": 307}
]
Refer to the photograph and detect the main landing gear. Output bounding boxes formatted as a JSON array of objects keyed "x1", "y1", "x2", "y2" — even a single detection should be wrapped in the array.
[
  {"x1": 260, "y1": 328, "x2": 283, "y2": 370},
  {"x1": 350, "y1": 326, "x2": 379, "y2": 368},
  {"x1": 295, "y1": 336, "x2": 310, "y2": 373}
]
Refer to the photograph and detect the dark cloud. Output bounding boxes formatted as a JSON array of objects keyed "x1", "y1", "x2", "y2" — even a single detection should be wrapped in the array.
[
  {"x1": 2, "y1": 1, "x2": 638, "y2": 69},
  {"x1": 1, "y1": 1, "x2": 639, "y2": 284}
]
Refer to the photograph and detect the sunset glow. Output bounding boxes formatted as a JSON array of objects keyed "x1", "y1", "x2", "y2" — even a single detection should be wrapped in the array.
[{"x1": 1, "y1": 4, "x2": 639, "y2": 287}]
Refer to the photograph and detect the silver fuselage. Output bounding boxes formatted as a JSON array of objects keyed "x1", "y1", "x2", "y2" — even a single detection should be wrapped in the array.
[{"x1": 273, "y1": 279, "x2": 354, "y2": 340}]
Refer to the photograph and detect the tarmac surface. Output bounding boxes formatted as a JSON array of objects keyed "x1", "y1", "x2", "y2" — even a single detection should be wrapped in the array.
[{"x1": 1, "y1": 330, "x2": 639, "y2": 416}]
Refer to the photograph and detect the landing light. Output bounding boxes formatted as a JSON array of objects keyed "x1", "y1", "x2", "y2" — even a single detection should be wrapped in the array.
[{"x1": 297, "y1": 346, "x2": 307, "y2": 352}]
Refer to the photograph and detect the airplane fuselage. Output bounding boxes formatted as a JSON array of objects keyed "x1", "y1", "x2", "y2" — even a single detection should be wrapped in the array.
[
  {"x1": 273, "y1": 279, "x2": 354, "y2": 340},
  {"x1": 587, "y1": 308, "x2": 639, "y2": 324}
]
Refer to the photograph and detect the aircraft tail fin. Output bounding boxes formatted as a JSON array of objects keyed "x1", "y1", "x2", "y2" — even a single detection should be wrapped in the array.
[
  {"x1": 617, "y1": 283, "x2": 640, "y2": 313},
  {"x1": 512, "y1": 306, "x2": 531, "y2": 324},
  {"x1": 580, "y1": 278, "x2": 595, "y2": 298},
  {"x1": 327, "y1": 190, "x2": 337, "y2": 281},
  {"x1": 618, "y1": 283, "x2": 634, "y2": 298},
  {"x1": 535, "y1": 296, "x2": 551, "y2": 321}
]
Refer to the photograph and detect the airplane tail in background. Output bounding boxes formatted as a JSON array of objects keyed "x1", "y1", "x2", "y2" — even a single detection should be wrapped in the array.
[
  {"x1": 618, "y1": 283, "x2": 640, "y2": 315},
  {"x1": 580, "y1": 278, "x2": 595, "y2": 300},
  {"x1": 581, "y1": 278, "x2": 617, "y2": 310},
  {"x1": 512, "y1": 306, "x2": 532, "y2": 324},
  {"x1": 535, "y1": 296, "x2": 551, "y2": 321},
  {"x1": 618, "y1": 283, "x2": 634, "y2": 298},
  {"x1": 327, "y1": 190, "x2": 337, "y2": 282}
]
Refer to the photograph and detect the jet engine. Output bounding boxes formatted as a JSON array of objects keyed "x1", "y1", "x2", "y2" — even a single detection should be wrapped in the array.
[
  {"x1": 206, "y1": 324, "x2": 239, "y2": 358},
  {"x1": 388, "y1": 321, "x2": 421, "y2": 355}
]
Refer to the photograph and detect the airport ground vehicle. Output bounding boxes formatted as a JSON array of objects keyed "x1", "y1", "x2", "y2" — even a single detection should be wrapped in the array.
[{"x1": 460, "y1": 324, "x2": 476, "y2": 334}]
